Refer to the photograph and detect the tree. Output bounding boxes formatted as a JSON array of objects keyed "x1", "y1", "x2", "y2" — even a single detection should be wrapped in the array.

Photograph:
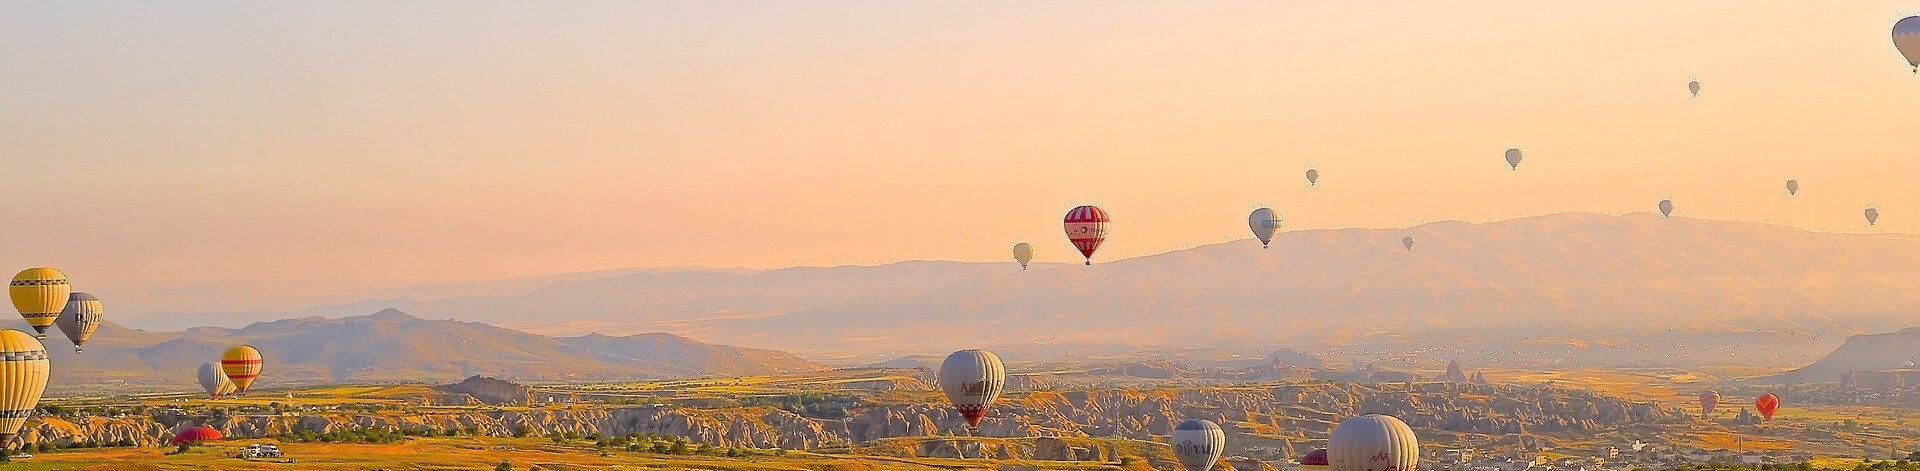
[{"x1": 495, "y1": 460, "x2": 513, "y2": 471}]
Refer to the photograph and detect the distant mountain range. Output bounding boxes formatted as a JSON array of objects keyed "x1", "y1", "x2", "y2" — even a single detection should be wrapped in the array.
[
  {"x1": 104, "y1": 212, "x2": 1920, "y2": 366},
  {"x1": 47, "y1": 309, "x2": 822, "y2": 393}
]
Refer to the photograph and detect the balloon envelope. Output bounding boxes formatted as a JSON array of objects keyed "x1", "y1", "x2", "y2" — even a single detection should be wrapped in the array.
[
  {"x1": 0, "y1": 330, "x2": 49, "y2": 447},
  {"x1": 1329, "y1": 415, "x2": 1418, "y2": 471},
  {"x1": 1063, "y1": 206, "x2": 1110, "y2": 265},
  {"x1": 1786, "y1": 180, "x2": 1798, "y2": 195},
  {"x1": 1171, "y1": 419, "x2": 1226, "y2": 471},
  {"x1": 1755, "y1": 393, "x2": 1779, "y2": 420},
  {"x1": 1012, "y1": 243, "x2": 1034, "y2": 269},
  {"x1": 1698, "y1": 390, "x2": 1719, "y2": 417},
  {"x1": 1659, "y1": 200, "x2": 1673, "y2": 217},
  {"x1": 1306, "y1": 169, "x2": 1319, "y2": 185},
  {"x1": 198, "y1": 362, "x2": 234, "y2": 399},
  {"x1": 55, "y1": 292, "x2": 102, "y2": 354},
  {"x1": 221, "y1": 345, "x2": 263, "y2": 393},
  {"x1": 938, "y1": 349, "x2": 1005, "y2": 428},
  {"x1": 10, "y1": 267, "x2": 71, "y2": 339},
  {"x1": 1248, "y1": 208, "x2": 1281, "y2": 247},
  {"x1": 170, "y1": 425, "x2": 222, "y2": 445},
  {"x1": 1402, "y1": 237, "x2": 1415, "y2": 251},
  {"x1": 1505, "y1": 149, "x2": 1522, "y2": 169},
  {"x1": 1301, "y1": 449, "x2": 1330, "y2": 467},
  {"x1": 1866, "y1": 208, "x2": 1879, "y2": 225},
  {"x1": 1895, "y1": 16, "x2": 1920, "y2": 71},
  {"x1": 1688, "y1": 81, "x2": 1700, "y2": 96}
]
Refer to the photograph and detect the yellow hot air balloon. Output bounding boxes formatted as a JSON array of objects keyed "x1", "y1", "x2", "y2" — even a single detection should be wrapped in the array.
[
  {"x1": 0, "y1": 330, "x2": 49, "y2": 448},
  {"x1": 10, "y1": 268, "x2": 71, "y2": 340},
  {"x1": 221, "y1": 345, "x2": 263, "y2": 393},
  {"x1": 1013, "y1": 243, "x2": 1035, "y2": 270}
]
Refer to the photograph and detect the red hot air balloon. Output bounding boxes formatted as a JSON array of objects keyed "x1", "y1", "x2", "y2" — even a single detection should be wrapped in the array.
[
  {"x1": 1301, "y1": 449, "x2": 1330, "y2": 467},
  {"x1": 1063, "y1": 206, "x2": 1110, "y2": 265},
  {"x1": 170, "y1": 425, "x2": 223, "y2": 445},
  {"x1": 1755, "y1": 393, "x2": 1779, "y2": 421}
]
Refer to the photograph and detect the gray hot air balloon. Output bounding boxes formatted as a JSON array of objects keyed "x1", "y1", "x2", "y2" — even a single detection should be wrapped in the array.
[
  {"x1": 1896, "y1": 16, "x2": 1920, "y2": 72},
  {"x1": 1171, "y1": 419, "x2": 1226, "y2": 471},
  {"x1": 1786, "y1": 180, "x2": 1798, "y2": 195},
  {"x1": 1248, "y1": 208, "x2": 1281, "y2": 248},
  {"x1": 55, "y1": 292, "x2": 102, "y2": 354},
  {"x1": 198, "y1": 362, "x2": 234, "y2": 399},
  {"x1": 1688, "y1": 81, "x2": 1700, "y2": 96},
  {"x1": 1659, "y1": 200, "x2": 1673, "y2": 218},
  {"x1": 1866, "y1": 208, "x2": 1879, "y2": 225},
  {"x1": 1401, "y1": 236, "x2": 1415, "y2": 251},
  {"x1": 1306, "y1": 169, "x2": 1319, "y2": 185},
  {"x1": 1329, "y1": 415, "x2": 1419, "y2": 471},
  {"x1": 1504, "y1": 149, "x2": 1522, "y2": 170},
  {"x1": 938, "y1": 349, "x2": 1005, "y2": 430}
]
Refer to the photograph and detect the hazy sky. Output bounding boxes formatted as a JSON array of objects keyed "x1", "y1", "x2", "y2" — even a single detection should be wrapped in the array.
[{"x1": 4, "y1": 1, "x2": 1918, "y2": 319}]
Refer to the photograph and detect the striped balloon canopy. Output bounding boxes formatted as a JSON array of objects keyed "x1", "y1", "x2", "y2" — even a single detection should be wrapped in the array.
[
  {"x1": 221, "y1": 345, "x2": 264, "y2": 393},
  {"x1": 0, "y1": 330, "x2": 49, "y2": 448},
  {"x1": 1063, "y1": 205, "x2": 1110, "y2": 265},
  {"x1": 56, "y1": 292, "x2": 103, "y2": 354},
  {"x1": 9, "y1": 268, "x2": 71, "y2": 339}
]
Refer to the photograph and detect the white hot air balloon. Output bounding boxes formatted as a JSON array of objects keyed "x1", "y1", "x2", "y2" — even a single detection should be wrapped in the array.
[
  {"x1": 1866, "y1": 208, "x2": 1879, "y2": 226},
  {"x1": 1401, "y1": 237, "x2": 1415, "y2": 251},
  {"x1": 1895, "y1": 16, "x2": 1920, "y2": 72},
  {"x1": 1306, "y1": 169, "x2": 1319, "y2": 185},
  {"x1": 1688, "y1": 81, "x2": 1700, "y2": 96},
  {"x1": 1504, "y1": 149, "x2": 1522, "y2": 170},
  {"x1": 1786, "y1": 180, "x2": 1798, "y2": 195},
  {"x1": 1012, "y1": 243, "x2": 1034, "y2": 270},
  {"x1": 1659, "y1": 200, "x2": 1673, "y2": 218},
  {"x1": 1329, "y1": 415, "x2": 1419, "y2": 471},
  {"x1": 1248, "y1": 208, "x2": 1281, "y2": 248},
  {"x1": 1171, "y1": 419, "x2": 1226, "y2": 471},
  {"x1": 938, "y1": 349, "x2": 1006, "y2": 431}
]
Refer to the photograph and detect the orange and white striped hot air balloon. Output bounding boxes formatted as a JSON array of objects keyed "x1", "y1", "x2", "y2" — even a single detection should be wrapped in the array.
[
  {"x1": 0, "y1": 330, "x2": 50, "y2": 448},
  {"x1": 221, "y1": 345, "x2": 263, "y2": 393},
  {"x1": 10, "y1": 268, "x2": 71, "y2": 340}
]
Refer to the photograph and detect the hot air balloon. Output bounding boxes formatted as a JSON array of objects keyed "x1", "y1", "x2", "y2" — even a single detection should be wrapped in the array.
[
  {"x1": 1755, "y1": 393, "x2": 1779, "y2": 421},
  {"x1": 10, "y1": 268, "x2": 71, "y2": 340},
  {"x1": 221, "y1": 345, "x2": 263, "y2": 393},
  {"x1": 1248, "y1": 208, "x2": 1281, "y2": 248},
  {"x1": 1895, "y1": 16, "x2": 1920, "y2": 72},
  {"x1": 55, "y1": 292, "x2": 102, "y2": 354},
  {"x1": 1688, "y1": 81, "x2": 1701, "y2": 96},
  {"x1": 169, "y1": 425, "x2": 223, "y2": 446},
  {"x1": 1505, "y1": 149, "x2": 1522, "y2": 170},
  {"x1": 198, "y1": 362, "x2": 234, "y2": 399},
  {"x1": 1659, "y1": 200, "x2": 1673, "y2": 218},
  {"x1": 1171, "y1": 419, "x2": 1226, "y2": 471},
  {"x1": 1698, "y1": 390, "x2": 1720, "y2": 418},
  {"x1": 1786, "y1": 180, "x2": 1798, "y2": 195},
  {"x1": 1300, "y1": 449, "x2": 1330, "y2": 467},
  {"x1": 1329, "y1": 415, "x2": 1418, "y2": 471},
  {"x1": 1012, "y1": 243, "x2": 1034, "y2": 270},
  {"x1": 0, "y1": 330, "x2": 49, "y2": 448},
  {"x1": 1402, "y1": 236, "x2": 1415, "y2": 251},
  {"x1": 1306, "y1": 169, "x2": 1319, "y2": 185},
  {"x1": 938, "y1": 349, "x2": 1005, "y2": 430},
  {"x1": 1904, "y1": 360, "x2": 1917, "y2": 369},
  {"x1": 1865, "y1": 208, "x2": 1879, "y2": 225},
  {"x1": 1063, "y1": 206, "x2": 1109, "y2": 265}
]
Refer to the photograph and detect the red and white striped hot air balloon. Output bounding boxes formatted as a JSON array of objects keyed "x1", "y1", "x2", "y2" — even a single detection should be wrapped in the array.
[{"x1": 1063, "y1": 205, "x2": 1109, "y2": 265}]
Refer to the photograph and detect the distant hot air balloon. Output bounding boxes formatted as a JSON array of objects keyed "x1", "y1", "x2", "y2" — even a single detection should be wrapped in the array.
[
  {"x1": 198, "y1": 362, "x2": 234, "y2": 399},
  {"x1": 1171, "y1": 419, "x2": 1226, "y2": 471},
  {"x1": 1895, "y1": 16, "x2": 1920, "y2": 72},
  {"x1": 1248, "y1": 208, "x2": 1282, "y2": 248},
  {"x1": 1698, "y1": 390, "x2": 1720, "y2": 418},
  {"x1": 938, "y1": 349, "x2": 1005, "y2": 430},
  {"x1": 1306, "y1": 169, "x2": 1319, "y2": 185},
  {"x1": 169, "y1": 425, "x2": 223, "y2": 446},
  {"x1": 1659, "y1": 200, "x2": 1673, "y2": 218},
  {"x1": 1865, "y1": 208, "x2": 1879, "y2": 225},
  {"x1": 1300, "y1": 449, "x2": 1330, "y2": 467},
  {"x1": 1688, "y1": 81, "x2": 1701, "y2": 96},
  {"x1": 1012, "y1": 243, "x2": 1034, "y2": 270},
  {"x1": 1402, "y1": 236, "x2": 1415, "y2": 251},
  {"x1": 0, "y1": 330, "x2": 49, "y2": 448},
  {"x1": 1329, "y1": 415, "x2": 1418, "y2": 471},
  {"x1": 1786, "y1": 180, "x2": 1798, "y2": 195},
  {"x1": 1755, "y1": 393, "x2": 1779, "y2": 420},
  {"x1": 221, "y1": 345, "x2": 263, "y2": 393},
  {"x1": 10, "y1": 268, "x2": 71, "y2": 340},
  {"x1": 1505, "y1": 149, "x2": 1522, "y2": 170},
  {"x1": 1063, "y1": 206, "x2": 1109, "y2": 265},
  {"x1": 55, "y1": 292, "x2": 102, "y2": 354},
  {"x1": 1904, "y1": 360, "x2": 1917, "y2": 369}
]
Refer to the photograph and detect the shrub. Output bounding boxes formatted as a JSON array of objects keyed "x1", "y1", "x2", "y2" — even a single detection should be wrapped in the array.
[{"x1": 495, "y1": 460, "x2": 513, "y2": 471}]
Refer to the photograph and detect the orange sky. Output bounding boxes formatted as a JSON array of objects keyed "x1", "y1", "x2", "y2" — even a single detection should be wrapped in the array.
[{"x1": 3, "y1": 1, "x2": 1918, "y2": 317}]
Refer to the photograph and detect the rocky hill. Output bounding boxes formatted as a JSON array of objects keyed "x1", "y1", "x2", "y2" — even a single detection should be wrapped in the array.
[{"x1": 1763, "y1": 328, "x2": 1920, "y2": 384}]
